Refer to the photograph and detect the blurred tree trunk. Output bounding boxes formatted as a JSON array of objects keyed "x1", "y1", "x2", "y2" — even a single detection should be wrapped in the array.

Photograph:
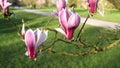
[
  {"x1": 45, "y1": 0, "x2": 50, "y2": 7},
  {"x1": 9, "y1": 0, "x2": 19, "y2": 6},
  {"x1": 68, "y1": 0, "x2": 77, "y2": 7},
  {"x1": 107, "y1": 0, "x2": 120, "y2": 10}
]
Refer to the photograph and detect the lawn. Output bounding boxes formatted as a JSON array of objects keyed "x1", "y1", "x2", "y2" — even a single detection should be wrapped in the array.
[
  {"x1": 32, "y1": 7, "x2": 120, "y2": 23},
  {"x1": 0, "y1": 10, "x2": 120, "y2": 68},
  {"x1": 76, "y1": 8, "x2": 120, "y2": 23}
]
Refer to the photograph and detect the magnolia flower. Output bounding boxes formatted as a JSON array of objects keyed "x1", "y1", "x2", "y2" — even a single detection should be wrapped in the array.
[
  {"x1": 51, "y1": 0, "x2": 66, "y2": 16},
  {"x1": 56, "y1": 0, "x2": 66, "y2": 12},
  {"x1": 25, "y1": 29, "x2": 48, "y2": 59},
  {"x1": 88, "y1": 0, "x2": 97, "y2": 13},
  {"x1": 56, "y1": 9, "x2": 80, "y2": 40},
  {"x1": 21, "y1": 23, "x2": 25, "y2": 39},
  {"x1": 0, "y1": 0, "x2": 11, "y2": 13}
]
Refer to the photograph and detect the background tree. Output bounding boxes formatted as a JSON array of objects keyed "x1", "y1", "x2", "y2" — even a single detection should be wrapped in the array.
[
  {"x1": 68, "y1": 0, "x2": 77, "y2": 7},
  {"x1": 9, "y1": 0, "x2": 19, "y2": 6},
  {"x1": 9, "y1": 0, "x2": 120, "y2": 10},
  {"x1": 107, "y1": 0, "x2": 120, "y2": 10}
]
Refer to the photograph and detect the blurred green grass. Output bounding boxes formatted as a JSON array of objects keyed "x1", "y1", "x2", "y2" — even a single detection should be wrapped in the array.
[
  {"x1": 33, "y1": 7, "x2": 120, "y2": 23},
  {"x1": 76, "y1": 8, "x2": 120, "y2": 23},
  {"x1": 0, "y1": 10, "x2": 120, "y2": 68}
]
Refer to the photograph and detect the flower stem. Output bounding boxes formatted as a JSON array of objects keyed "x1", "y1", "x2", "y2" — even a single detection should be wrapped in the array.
[{"x1": 76, "y1": 14, "x2": 90, "y2": 40}]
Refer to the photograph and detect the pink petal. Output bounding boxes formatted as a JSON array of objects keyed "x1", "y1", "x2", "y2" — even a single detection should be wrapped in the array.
[
  {"x1": 34, "y1": 29, "x2": 48, "y2": 50},
  {"x1": 66, "y1": 29, "x2": 75, "y2": 40},
  {"x1": 4, "y1": 1, "x2": 11, "y2": 9},
  {"x1": 56, "y1": 0, "x2": 66, "y2": 11},
  {"x1": 25, "y1": 29, "x2": 36, "y2": 59},
  {"x1": 59, "y1": 8, "x2": 70, "y2": 33},
  {"x1": 25, "y1": 51, "x2": 29, "y2": 56},
  {"x1": 88, "y1": 0, "x2": 97, "y2": 13},
  {"x1": 0, "y1": 0, "x2": 11, "y2": 13},
  {"x1": 97, "y1": 8, "x2": 104, "y2": 16},
  {"x1": 67, "y1": 13, "x2": 80, "y2": 29},
  {"x1": 0, "y1": 0, "x2": 4, "y2": 8},
  {"x1": 34, "y1": 28, "x2": 41, "y2": 42},
  {"x1": 56, "y1": 28, "x2": 66, "y2": 37},
  {"x1": 37, "y1": 30, "x2": 48, "y2": 46},
  {"x1": 21, "y1": 23, "x2": 25, "y2": 39},
  {"x1": 66, "y1": 13, "x2": 80, "y2": 40}
]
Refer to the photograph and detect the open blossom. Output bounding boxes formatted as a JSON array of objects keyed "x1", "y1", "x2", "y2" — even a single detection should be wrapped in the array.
[
  {"x1": 88, "y1": 0, "x2": 97, "y2": 13},
  {"x1": 56, "y1": 9, "x2": 80, "y2": 40},
  {"x1": 0, "y1": 0, "x2": 11, "y2": 13},
  {"x1": 51, "y1": 0, "x2": 66, "y2": 16},
  {"x1": 25, "y1": 29, "x2": 48, "y2": 59}
]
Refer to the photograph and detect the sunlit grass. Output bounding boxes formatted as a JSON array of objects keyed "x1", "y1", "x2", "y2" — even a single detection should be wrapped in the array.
[
  {"x1": 75, "y1": 8, "x2": 120, "y2": 23},
  {"x1": 0, "y1": 10, "x2": 120, "y2": 68},
  {"x1": 35, "y1": 7, "x2": 120, "y2": 23}
]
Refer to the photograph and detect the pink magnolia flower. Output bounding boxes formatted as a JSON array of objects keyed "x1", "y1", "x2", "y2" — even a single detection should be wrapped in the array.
[
  {"x1": 21, "y1": 23, "x2": 25, "y2": 39},
  {"x1": 25, "y1": 29, "x2": 48, "y2": 59},
  {"x1": 56, "y1": 0, "x2": 66, "y2": 12},
  {"x1": 56, "y1": 9, "x2": 80, "y2": 40},
  {"x1": 88, "y1": 0, "x2": 97, "y2": 13},
  {"x1": 0, "y1": 0, "x2": 11, "y2": 13},
  {"x1": 51, "y1": 0, "x2": 66, "y2": 16}
]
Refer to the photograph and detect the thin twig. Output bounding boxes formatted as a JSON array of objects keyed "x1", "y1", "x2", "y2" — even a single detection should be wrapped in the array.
[
  {"x1": 42, "y1": 28, "x2": 58, "y2": 51},
  {"x1": 46, "y1": 48, "x2": 98, "y2": 57},
  {"x1": 104, "y1": 39, "x2": 120, "y2": 50},
  {"x1": 42, "y1": 39, "x2": 58, "y2": 52},
  {"x1": 76, "y1": 14, "x2": 90, "y2": 39},
  {"x1": 46, "y1": 28, "x2": 57, "y2": 33},
  {"x1": 44, "y1": 38, "x2": 120, "y2": 57}
]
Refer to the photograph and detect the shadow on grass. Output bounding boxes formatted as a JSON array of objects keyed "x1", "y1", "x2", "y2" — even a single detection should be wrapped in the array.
[
  {"x1": 0, "y1": 18, "x2": 17, "y2": 33},
  {"x1": 0, "y1": 44, "x2": 120, "y2": 68},
  {"x1": 0, "y1": 25, "x2": 120, "y2": 68},
  {"x1": 0, "y1": 10, "x2": 120, "y2": 68},
  {"x1": 79, "y1": 26, "x2": 120, "y2": 47},
  {"x1": 0, "y1": 11, "x2": 52, "y2": 34}
]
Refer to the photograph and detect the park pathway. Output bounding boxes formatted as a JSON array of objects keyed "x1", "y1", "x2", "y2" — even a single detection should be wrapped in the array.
[{"x1": 15, "y1": 7, "x2": 120, "y2": 29}]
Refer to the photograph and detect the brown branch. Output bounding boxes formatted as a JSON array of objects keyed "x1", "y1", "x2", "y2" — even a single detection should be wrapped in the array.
[
  {"x1": 46, "y1": 28, "x2": 57, "y2": 33},
  {"x1": 42, "y1": 28, "x2": 58, "y2": 52},
  {"x1": 103, "y1": 39, "x2": 120, "y2": 50},
  {"x1": 44, "y1": 39, "x2": 120, "y2": 57},
  {"x1": 45, "y1": 28, "x2": 97, "y2": 49},
  {"x1": 57, "y1": 38, "x2": 83, "y2": 49},
  {"x1": 42, "y1": 39, "x2": 58, "y2": 52},
  {"x1": 57, "y1": 38, "x2": 78, "y2": 45},
  {"x1": 46, "y1": 49, "x2": 98, "y2": 57},
  {"x1": 76, "y1": 14, "x2": 90, "y2": 40}
]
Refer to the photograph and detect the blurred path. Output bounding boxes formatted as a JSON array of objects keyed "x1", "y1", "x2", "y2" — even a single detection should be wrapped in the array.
[{"x1": 15, "y1": 7, "x2": 120, "y2": 29}]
